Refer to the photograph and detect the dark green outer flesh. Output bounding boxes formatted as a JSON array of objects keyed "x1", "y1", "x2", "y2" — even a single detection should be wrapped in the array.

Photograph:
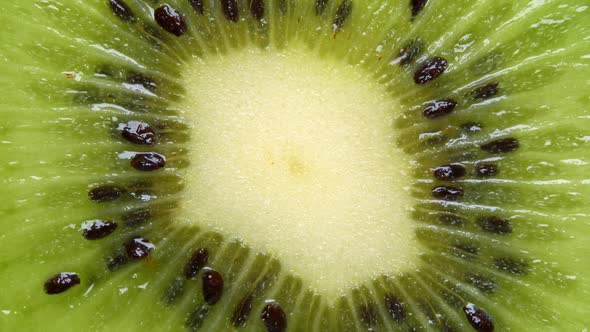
[{"x1": 0, "y1": 0, "x2": 589, "y2": 331}]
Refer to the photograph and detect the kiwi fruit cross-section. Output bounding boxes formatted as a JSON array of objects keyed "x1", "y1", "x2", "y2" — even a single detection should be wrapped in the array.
[{"x1": 0, "y1": 0, "x2": 588, "y2": 331}]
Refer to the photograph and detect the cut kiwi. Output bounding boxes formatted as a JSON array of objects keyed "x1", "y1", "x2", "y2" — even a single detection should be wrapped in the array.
[{"x1": 0, "y1": 0, "x2": 588, "y2": 331}]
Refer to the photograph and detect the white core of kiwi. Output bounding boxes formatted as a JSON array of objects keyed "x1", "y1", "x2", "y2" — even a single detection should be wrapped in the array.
[{"x1": 180, "y1": 47, "x2": 419, "y2": 297}]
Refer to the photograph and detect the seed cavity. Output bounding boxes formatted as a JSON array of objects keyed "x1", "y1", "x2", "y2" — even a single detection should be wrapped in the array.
[
  {"x1": 232, "y1": 293, "x2": 255, "y2": 327},
  {"x1": 184, "y1": 248, "x2": 209, "y2": 279},
  {"x1": 423, "y1": 99, "x2": 457, "y2": 119},
  {"x1": 126, "y1": 237, "x2": 155, "y2": 259},
  {"x1": 202, "y1": 270, "x2": 224, "y2": 305},
  {"x1": 396, "y1": 38, "x2": 423, "y2": 66},
  {"x1": 475, "y1": 164, "x2": 498, "y2": 177},
  {"x1": 473, "y1": 82, "x2": 499, "y2": 100},
  {"x1": 131, "y1": 152, "x2": 166, "y2": 171},
  {"x1": 155, "y1": 5, "x2": 187, "y2": 37},
  {"x1": 108, "y1": 0, "x2": 135, "y2": 21},
  {"x1": 359, "y1": 302, "x2": 378, "y2": 327},
  {"x1": 107, "y1": 253, "x2": 129, "y2": 271},
  {"x1": 465, "y1": 274, "x2": 496, "y2": 294},
  {"x1": 120, "y1": 121, "x2": 156, "y2": 145},
  {"x1": 126, "y1": 72, "x2": 157, "y2": 90},
  {"x1": 315, "y1": 0, "x2": 329, "y2": 15},
  {"x1": 431, "y1": 186, "x2": 463, "y2": 201},
  {"x1": 414, "y1": 57, "x2": 448, "y2": 84},
  {"x1": 44, "y1": 272, "x2": 80, "y2": 295},
  {"x1": 385, "y1": 294, "x2": 406, "y2": 322},
  {"x1": 186, "y1": 305, "x2": 210, "y2": 330},
  {"x1": 477, "y1": 216, "x2": 512, "y2": 234},
  {"x1": 433, "y1": 163, "x2": 466, "y2": 181},
  {"x1": 82, "y1": 220, "x2": 118, "y2": 240},
  {"x1": 480, "y1": 138, "x2": 519, "y2": 154},
  {"x1": 411, "y1": 0, "x2": 428, "y2": 17},
  {"x1": 438, "y1": 214, "x2": 466, "y2": 226},
  {"x1": 88, "y1": 185, "x2": 125, "y2": 202},
  {"x1": 221, "y1": 0, "x2": 239, "y2": 22},
  {"x1": 493, "y1": 257, "x2": 528, "y2": 275},
  {"x1": 189, "y1": 0, "x2": 204, "y2": 15},
  {"x1": 163, "y1": 277, "x2": 185, "y2": 304},
  {"x1": 332, "y1": 1, "x2": 352, "y2": 32},
  {"x1": 455, "y1": 243, "x2": 479, "y2": 255},
  {"x1": 261, "y1": 302, "x2": 287, "y2": 332},
  {"x1": 463, "y1": 303, "x2": 494, "y2": 332},
  {"x1": 122, "y1": 208, "x2": 152, "y2": 227},
  {"x1": 250, "y1": 0, "x2": 265, "y2": 21}
]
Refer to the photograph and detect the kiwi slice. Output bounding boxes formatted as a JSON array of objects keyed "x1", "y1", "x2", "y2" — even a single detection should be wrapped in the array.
[{"x1": 0, "y1": 0, "x2": 588, "y2": 331}]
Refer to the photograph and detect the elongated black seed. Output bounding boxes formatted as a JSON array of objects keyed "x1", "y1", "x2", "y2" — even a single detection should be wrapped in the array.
[
  {"x1": 455, "y1": 243, "x2": 479, "y2": 255},
  {"x1": 481, "y1": 138, "x2": 519, "y2": 153},
  {"x1": 385, "y1": 294, "x2": 406, "y2": 322},
  {"x1": 463, "y1": 303, "x2": 494, "y2": 332},
  {"x1": 465, "y1": 274, "x2": 496, "y2": 294},
  {"x1": 433, "y1": 163, "x2": 466, "y2": 180},
  {"x1": 414, "y1": 57, "x2": 448, "y2": 84},
  {"x1": 232, "y1": 294, "x2": 254, "y2": 327},
  {"x1": 44, "y1": 273, "x2": 80, "y2": 294},
  {"x1": 333, "y1": 1, "x2": 352, "y2": 32},
  {"x1": 411, "y1": 0, "x2": 428, "y2": 17},
  {"x1": 477, "y1": 216, "x2": 512, "y2": 234},
  {"x1": 473, "y1": 82, "x2": 499, "y2": 100},
  {"x1": 202, "y1": 270, "x2": 224, "y2": 305},
  {"x1": 188, "y1": 0, "x2": 204, "y2": 14},
  {"x1": 184, "y1": 248, "x2": 209, "y2": 279},
  {"x1": 475, "y1": 164, "x2": 498, "y2": 177},
  {"x1": 88, "y1": 185, "x2": 125, "y2": 202},
  {"x1": 122, "y1": 208, "x2": 151, "y2": 227},
  {"x1": 126, "y1": 72, "x2": 157, "y2": 90},
  {"x1": 131, "y1": 152, "x2": 166, "y2": 171},
  {"x1": 438, "y1": 214, "x2": 466, "y2": 226},
  {"x1": 397, "y1": 38, "x2": 423, "y2": 66},
  {"x1": 423, "y1": 99, "x2": 457, "y2": 119},
  {"x1": 261, "y1": 302, "x2": 287, "y2": 332},
  {"x1": 82, "y1": 220, "x2": 118, "y2": 240},
  {"x1": 121, "y1": 121, "x2": 156, "y2": 145},
  {"x1": 186, "y1": 305, "x2": 210, "y2": 330},
  {"x1": 493, "y1": 257, "x2": 528, "y2": 275},
  {"x1": 316, "y1": 0, "x2": 328, "y2": 15},
  {"x1": 221, "y1": 0, "x2": 239, "y2": 22},
  {"x1": 109, "y1": 0, "x2": 135, "y2": 21},
  {"x1": 155, "y1": 5, "x2": 187, "y2": 36},
  {"x1": 250, "y1": 0, "x2": 265, "y2": 20},
  {"x1": 126, "y1": 237, "x2": 155, "y2": 259},
  {"x1": 431, "y1": 186, "x2": 463, "y2": 201},
  {"x1": 359, "y1": 303, "x2": 378, "y2": 326}
]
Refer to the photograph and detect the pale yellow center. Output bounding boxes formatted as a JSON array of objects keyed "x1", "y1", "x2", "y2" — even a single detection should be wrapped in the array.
[{"x1": 179, "y1": 47, "x2": 418, "y2": 297}]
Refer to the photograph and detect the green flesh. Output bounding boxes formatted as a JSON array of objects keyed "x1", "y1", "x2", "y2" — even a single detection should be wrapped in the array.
[{"x1": 1, "y1": 0, "x2": 589, "y2": 331}]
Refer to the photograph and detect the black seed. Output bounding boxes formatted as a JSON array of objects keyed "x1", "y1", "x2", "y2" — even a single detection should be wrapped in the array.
[
  {"x1": 107, "y1": 254, "x2": 129, "y2": 271},
  {"x1": 454, "y1": 243, "x2": 479, "y2": 255},
  {"x1": 423, "y1": 99, "x2": 457, "y2": 119},
  {"x1": 463, "y1": 303, "x2": 494, "y2": 332},
  {"x1": 250, "y1": 0, "x2": 265, "y2": 20},
  {"x1": 333, "y1": 1, "x2": 352, "y2": 32},
  {"x1": 431, "y1": 186, "x2": 463, "y2": 201},
  {"x1": 125, "y1": 237, "x2": 155, "y2": 259},
  {"x1": 315, "y1": 0, "x2": 328, "y2": 15},
  {"x1": 397, "y1": 38, "x2": 423, "y2": 66},
  {"x1": 122, "y1": 208, "x2": 152, "y2": 227},
  {"x1": 480, "y1": 138, "x2": 519, "y2": 154},
  {"x1": 385, "y1": 294, "x2": 406, "y2": 322},
  {"x1": 463, "y1": 122, "x2": 482, "y2": 133},
  {"x1": 163, "y1": 277, "x2": 185, "y2": 305},
  {"x1": 121, "y1": 121, "x2": 156, "y2": 145},
  {"x1": 438, "y1": 214, "x2": 466, "y2": 226},
  {"x1": 155, "y1": 5, "x2": 187, "y2": 36},
  {"x1": 108, "y1": 0, "x2": 135, "y2": 21},
  {"x1": 493, "y1": 257, "x2": 528, "y2": 275},
  {"x1": 44, "y1": 273, "x2": 80, "y2": 295},
  {"x1": 414, "y1": 57, "x2": 448, "y2": 84},
  {"x1": 473, "y1": 82, "x2": 499, "y2": 100},
  {"x1": 411, "y1": 0, "x2": 428, "y2": 17},
  {"x1": 232, "y1": 293, "x2": 254, "y2": 327},
  {"x1": 126, "y1": 72, "x2": 157, "y2": 90},
  {"x1": 465, "y1": 274, "x2": 496, "y2": 294},
  {"x1": 359, "y1": 303, "x2": 378, "y2": 327},
  {"x1": 184, "y1": 248, "x2": 209, "y2": 279},
  {"x1": 188, "y1": 0, "x2": 204, "y2": 14},
  {"x1": 82, "y1": 220, "x2": 118, "y2": 240},
  {"x1": 475, "y1": 164, "x2": 498, "y2": 177},
  {"x1": 186, "y1": 305, "x2": 210, "y2": 331},
  {"x1": 88, "y1": 185, "x2": 125, "y2": 202},
  {"x1": 477, "y1": 216, "x2": 512, "y2": 234},
  {"x1": 131, "y1": 152, "x2": 166, "y2": 171},
  {"x1": 202, "y1": 270, "x2": 224, "y2": 305},
  {"x1": 433, "y1": 163, "x2": 466, "y2": 181},
  {"x1": 221, "y1": 0, "x2": 239, "y2": 22},
  {"x1": 261, "y1": 302, "x2": 287, "y2": 332}
]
